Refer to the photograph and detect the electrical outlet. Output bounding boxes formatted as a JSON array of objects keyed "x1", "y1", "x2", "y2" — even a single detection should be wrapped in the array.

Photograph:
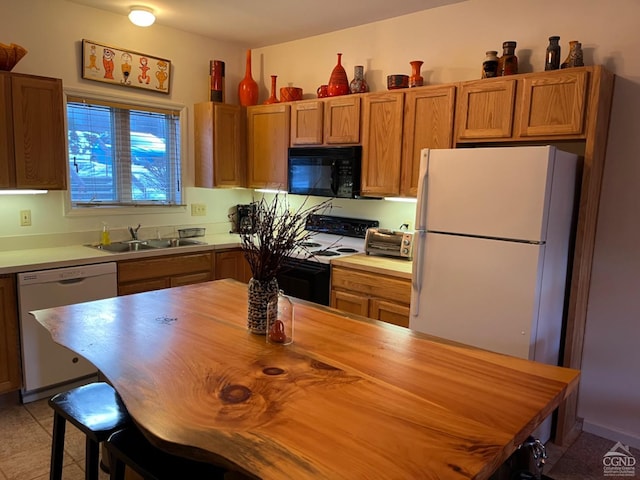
[
  {"x1": 191, "y1": 203, "x2": 207, "y2": 216},
  {"x1": 20, "y1": 209, "x2": 32, "y2": 226}
]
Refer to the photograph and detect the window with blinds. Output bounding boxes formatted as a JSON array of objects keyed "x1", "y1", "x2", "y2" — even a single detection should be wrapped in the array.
[{"x1": 66, "y1": 96, "x2": 182, "y2": 207}]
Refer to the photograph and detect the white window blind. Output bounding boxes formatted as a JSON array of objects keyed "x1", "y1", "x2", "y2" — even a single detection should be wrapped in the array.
[{"x1": 66, "y1": 96, "x2": 182, "y2": 207}]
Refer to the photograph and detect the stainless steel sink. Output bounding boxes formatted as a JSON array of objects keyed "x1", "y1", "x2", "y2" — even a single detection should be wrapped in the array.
[
  {"x1": 87, "y1": 238, "x2": 206, "y2": 253},
  {"x1": 144, "y1": 238, "x2": 206, "y2": 248},
  {"x1": 90, "y1": 241, "x2": 155, "y2": 253}
]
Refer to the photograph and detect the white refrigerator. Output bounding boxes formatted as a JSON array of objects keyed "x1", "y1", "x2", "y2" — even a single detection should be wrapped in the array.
[{"x1": 410, "y1": 146, "x2": 577, "y2": 366}]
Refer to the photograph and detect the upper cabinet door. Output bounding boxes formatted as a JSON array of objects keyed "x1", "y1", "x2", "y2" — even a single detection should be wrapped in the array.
[
  {"x1": 194, "y1": 102, "x2": 246, "y2": 188},
  {"x1": 290, "y1": 100, "x2": 324, "y2": 145},
  {"x1": 455, "y1": 78, "x2": 516, "y2": 141},
  {"x1": 0, "y1": 74, "x2": 15, "y2": 188},
  {"x1": 247, "y1": 104, "x2": 290, "y2": 189},
  {"x1": 324, "y1": 96, "x2": 360, "y2": 144},
  {"x1": 11, "y1": 74, "x2": 66, "y2": 189},
  {"x1": 361, "y1": 92, "x2": 404, "y2": 197},
  {"x1": 401, "y1": 85, "x2": 456, "y2": 197},
  {"x1": 516, "y1": 69, "x2": 589, "y2": 138}
]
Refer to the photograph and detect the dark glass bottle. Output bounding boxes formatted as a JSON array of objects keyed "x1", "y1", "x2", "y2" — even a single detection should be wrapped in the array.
[
  {"x1": 545, "y1": 36, "x2": 561, "y2": 71},
  {"x1": 498, "y1": 41, "x2": 518, "y2": 76},
  {"x1": 482, "y1": 51, "x2": 499, "y2": 78}
]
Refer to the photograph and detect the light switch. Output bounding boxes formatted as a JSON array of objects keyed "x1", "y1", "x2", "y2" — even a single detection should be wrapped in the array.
[{"x1": 20, "y1": 209, "x2": 32, "y2": 226}]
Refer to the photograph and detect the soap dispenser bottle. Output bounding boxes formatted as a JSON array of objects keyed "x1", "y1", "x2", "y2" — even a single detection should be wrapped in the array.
[{"x1": 101, "y1": 223, "x2": 111, "y2": 245}]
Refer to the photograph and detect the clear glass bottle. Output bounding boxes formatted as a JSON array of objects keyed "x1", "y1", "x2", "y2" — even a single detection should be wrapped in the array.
[
  {"x1": 267, "y1": 291, "x2": 294, "y2": 345},
  {"x1": 545, "y1": 36, "x2": 561, "y2": 71},
  {"x1": 498, "y1": 41, "x2": 518, "y2": 76},
  {"x1": 482, "y1": 51, "x2": 499, "y2": 78}
]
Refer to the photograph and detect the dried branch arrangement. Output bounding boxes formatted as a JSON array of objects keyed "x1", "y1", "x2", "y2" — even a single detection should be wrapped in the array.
[{"x1": 240, "y1": 195, "x2": 332, "y2": 281}]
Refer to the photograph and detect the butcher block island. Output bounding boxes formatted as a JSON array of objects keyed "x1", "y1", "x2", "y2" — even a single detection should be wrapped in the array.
[{"x1": 31, "y1": 279, "x2": 579, "y2": 480}]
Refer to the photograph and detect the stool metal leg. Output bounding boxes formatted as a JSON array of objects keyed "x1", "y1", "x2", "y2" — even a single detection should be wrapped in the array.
[
  {"x1": 109, "y1": 455, "x2": 126, "y2": 480},
  {"x1": 49, "y1": 413, "x2": 66, "y2": 480},
  {"x1": 85, "y1": 437, "x2": 100, "y2": 480}
]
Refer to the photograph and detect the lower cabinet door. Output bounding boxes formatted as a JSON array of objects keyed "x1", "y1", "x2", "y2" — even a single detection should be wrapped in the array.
[
  {"x1": 331, "y1": 290, "x2": 369, "y2": 317},
  {"x1": 370, "y1": 299, "x2": 410, "y2": 327}
]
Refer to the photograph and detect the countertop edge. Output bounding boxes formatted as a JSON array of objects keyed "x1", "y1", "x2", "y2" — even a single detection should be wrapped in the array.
[
  {"x1": 0, "y1": 234, "x2": 243, "y2": 275},
  {"x1": 331, "y1": 253, "x2": 413, "y2": 279}
]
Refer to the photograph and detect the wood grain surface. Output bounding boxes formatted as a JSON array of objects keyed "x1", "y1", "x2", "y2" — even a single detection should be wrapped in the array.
[{"x1": 31, "y1": 279, "x2": 579, "y2": 479}]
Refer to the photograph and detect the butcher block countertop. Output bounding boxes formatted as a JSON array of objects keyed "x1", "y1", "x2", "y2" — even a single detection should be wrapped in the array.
[
  {"x1": 32, "y1": 279, "x2": 579, "y2": 480},
  {"x1": 331, "y1": 253, "x2": 412, "y2": 279}
]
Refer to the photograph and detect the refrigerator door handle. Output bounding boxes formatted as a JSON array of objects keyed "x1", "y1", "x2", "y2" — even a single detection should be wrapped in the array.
[
  {"x1": 415, "y1": 149, "x2": 430, "y2": 231},
  {"x1": 411, "y1": 229, "x2": 427, "y2": 318}
]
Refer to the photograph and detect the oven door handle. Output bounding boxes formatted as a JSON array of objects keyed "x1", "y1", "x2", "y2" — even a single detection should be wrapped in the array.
[{"x1": 330, "y1": 160, "x2": 338, "y2": 196}]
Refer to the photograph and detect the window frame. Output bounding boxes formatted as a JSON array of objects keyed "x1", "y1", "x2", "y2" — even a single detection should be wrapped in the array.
[{"x1": 63, "y1": 87, "x2": 188, "y2": 217}]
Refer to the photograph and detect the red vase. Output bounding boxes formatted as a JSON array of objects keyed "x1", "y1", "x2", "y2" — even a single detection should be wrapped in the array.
[
  {"x1": 409, "y1": 60, "x2": 424, "y2": 87},
  {"x1": 263, "y1": 75, "x2": 280, "y2": 104},
  {"x1": 238, "y1": 49, "x2": 258, "y2": 106},
  {"x1": 328, "y1": 53, "x2": 349, "y2": 97}
]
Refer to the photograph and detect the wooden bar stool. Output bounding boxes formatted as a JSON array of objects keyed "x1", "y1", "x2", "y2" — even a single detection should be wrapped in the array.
[
  {"x1": 106, "y1": 426, "x2": 227, "y2": 480},
  {"x1": 48, "y1": 382, "x2": 130, "y2": 480}
]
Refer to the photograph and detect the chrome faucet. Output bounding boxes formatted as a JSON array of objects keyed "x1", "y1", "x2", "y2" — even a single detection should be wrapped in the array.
[{"x1": 128, "y1": 224, "x2": 141, "y2": 240}]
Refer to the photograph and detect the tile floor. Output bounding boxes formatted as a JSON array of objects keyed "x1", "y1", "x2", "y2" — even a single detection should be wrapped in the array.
[
  {"x1": 1, "y1": 391, "x2": 638, "y2": 479},
  {"x1": 0, "y1": 392, "x2": 112, "y2": 480}
]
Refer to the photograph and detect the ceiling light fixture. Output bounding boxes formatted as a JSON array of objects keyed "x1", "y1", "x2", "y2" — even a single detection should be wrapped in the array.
[{"x1": 128, "y1": 6, "x2": 155, "y2": 27}]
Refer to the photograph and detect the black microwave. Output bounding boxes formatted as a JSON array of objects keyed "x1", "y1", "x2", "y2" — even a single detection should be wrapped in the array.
[{"x1": 287, "y1": 146, "x2": 361, "y2": 198}]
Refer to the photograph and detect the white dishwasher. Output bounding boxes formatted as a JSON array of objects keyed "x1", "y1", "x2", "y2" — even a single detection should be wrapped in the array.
[{"x1": 18, "y1": 262, "x2": 118, "y2": 402}]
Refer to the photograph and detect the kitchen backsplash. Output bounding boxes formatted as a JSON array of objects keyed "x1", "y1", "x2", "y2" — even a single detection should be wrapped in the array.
[{"x1": 0, "y1": 187, "x2": 417, "y2": 251}]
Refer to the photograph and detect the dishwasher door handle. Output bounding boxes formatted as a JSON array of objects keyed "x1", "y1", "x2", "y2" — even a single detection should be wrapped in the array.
[{"x1": 58, "y1": 278, "x2": 85, "y2": 285}]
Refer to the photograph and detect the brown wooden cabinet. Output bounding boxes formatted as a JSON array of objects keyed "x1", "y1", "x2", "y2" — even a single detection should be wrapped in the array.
[
  {"x1": 290, "y1": 96, "x2": 360, "y2": 146},
  {"x1": 290, "y1": 100, "x2": 324, "y2": 145},
  {"x1": 515, "y1": 68, "x2": 588, "y2": 138},
  {"x1": 194, "y1": 102, "x2": 246, "y2": 188},
  {"x1": 117, "y1": 252, "x2": 214, "y2": 295},
  {"x1": 215, "y1": 248, "x2": 252, "y2": 283},
  {"x1": 360, "y1": 92, "x2": 404, "y2": 197},
  {"x1": 0, "y1": 274, "x2": 21, "y2": 394},
  {"x1": 401, "y1": 85, "x2": 456, "y2": 196},
  {"x1": 247, "y1": 104, "x2": 290, "y2": 189},
  {"x1": 0, "y1": 72, "x2": 66, "y2": 189},
  {"x1": 455, "y1": 67, "x2": 591, "y2": 143},
  {"x1": 455, "y1": 77, "x2": 516, "y2": 141},
  {"x1": 452, "y1": 65, "x2": 615, "y2": 444},
  {"x1": 331, "y1": 265, "x2": 411, "y2": 328},
  {"x1": 324, "y1": 96, "x2": 361, "y2": 144}
]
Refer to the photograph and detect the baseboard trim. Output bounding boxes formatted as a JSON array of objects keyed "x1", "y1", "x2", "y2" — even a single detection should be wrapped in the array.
[{"x1": 582, "y1": 420, "x2": 640, "y2": 449}]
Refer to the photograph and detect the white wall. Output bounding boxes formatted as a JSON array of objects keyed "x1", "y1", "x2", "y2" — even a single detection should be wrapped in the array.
[
  {"x1": 251, "y1": 0, "x2": 640, "y2": 447},
  {"x1": 2, "y1": 0, "x2": 639, "y2": 447},
  {"x1": 0, "y1": 0, "x2": 253, "y2": 242},
  {"x1": 0, "y1": 0, "x2": 414, "y2": 246}
]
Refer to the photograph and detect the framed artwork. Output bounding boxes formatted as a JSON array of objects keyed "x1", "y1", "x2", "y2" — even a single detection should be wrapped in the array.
[{"x1": 81, "y1": 39, "x2": 171, "y2": 94}]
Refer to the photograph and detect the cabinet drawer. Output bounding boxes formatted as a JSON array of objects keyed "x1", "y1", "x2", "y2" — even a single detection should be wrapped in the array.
[
  {"x1": 118, "y1": 252, "x2": 213, "y2": 283},
  {"x1": 331, "y1": 267, "x2": 410, "y2": 304},
  {"x1": 171, "y1": 272, "x2": 212, "y2": 287},
  {"x1": 118, "y1": 278, "x2": 169, "y2": 296}
]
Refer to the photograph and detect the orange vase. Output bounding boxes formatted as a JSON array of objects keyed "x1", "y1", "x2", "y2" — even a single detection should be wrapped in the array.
[
  {"x1": 328, "y1": 53, "x2": 349, "y2": 97},
  {"x1": 409, "y1": 60, "x2": 424, "y2": 87},
  {"x1": 263, "y1": 75, "x2": 280, "y2": 104},
  {"x1": 238, "y1": 49, "x2": 259, "y2": 106}
]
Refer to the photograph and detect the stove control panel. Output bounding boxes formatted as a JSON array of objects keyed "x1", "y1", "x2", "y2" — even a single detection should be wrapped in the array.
[{"x1": 305, "y1": 215, "x2": 379, "y2": 239}]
